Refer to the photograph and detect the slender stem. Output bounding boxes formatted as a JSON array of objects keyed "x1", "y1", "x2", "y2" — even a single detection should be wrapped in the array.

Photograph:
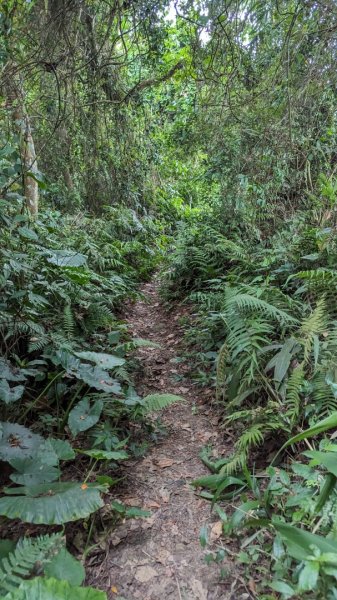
[
  {"x1": 84, "y1": 458, "x2": 99, "y2": 483},
  {"x1": 22, "y1": 370, "x2": 65, "y2": 421},
  {"x1": 59, "y1": 382, "x2": 86, "y2": 432},
  {"x1": 83, "y1": 513, "x2": 96, "y2": 557}
]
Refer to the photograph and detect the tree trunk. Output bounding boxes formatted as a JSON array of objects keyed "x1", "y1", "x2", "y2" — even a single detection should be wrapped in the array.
[{"x1": 4, "y1": 63, "x2": 39, "y2": 215}]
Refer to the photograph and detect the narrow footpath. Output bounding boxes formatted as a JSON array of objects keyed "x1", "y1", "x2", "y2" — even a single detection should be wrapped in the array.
[{"x1": 88, "y1": 279, "x2": 242, "y2": 600}]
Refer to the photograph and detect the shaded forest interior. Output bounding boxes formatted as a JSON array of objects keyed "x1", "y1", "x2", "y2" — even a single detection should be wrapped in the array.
[{"x1": 1, "y1": 0, "x2": 337, "y2": 598}]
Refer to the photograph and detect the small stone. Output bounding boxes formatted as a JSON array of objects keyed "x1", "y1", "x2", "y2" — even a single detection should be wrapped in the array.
[{"x1": 134, "y1": 565, "x2": 158, "y2": 583}]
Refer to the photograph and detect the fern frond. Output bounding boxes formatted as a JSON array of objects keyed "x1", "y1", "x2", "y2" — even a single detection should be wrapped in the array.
[
  {"x1": 300, "y1": 299, "x2": 328, "y2": 362},
  {"x1": 63, "y1": 304, "x2": 75, "y2": 339},
  {"x1": 0, "y1": 534, "x2": 63, "y2": 594},
  {"x1": 142, "y1": 393, "x2": 185, "y2": 413},
  {"x1": 285, "y1": 364, "x2": 304, "y2": 424},
  {"x1": 236, "y1": 424, "x2": 265, "y2": 451},
  {"x1": 312, "y1": 371, "x2": 337, "y2": 420},
  {"x1": 224, "y1": 287, "x2": 297, "y2": 324}
]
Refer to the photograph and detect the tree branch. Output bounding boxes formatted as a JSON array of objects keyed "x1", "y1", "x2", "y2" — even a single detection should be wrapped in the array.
[{"x1": 123, "y1": 61, "x2": 184, "y2": 102}]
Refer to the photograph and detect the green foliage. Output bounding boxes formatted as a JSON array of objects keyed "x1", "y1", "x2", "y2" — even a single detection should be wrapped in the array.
[
  {"x1": 141, "y1": 393, "x2": 185, "y2": 413},
  {"x1": 3, "y1": 577, "x2": 107, "y2": 600},
  {"x1": 0, "y1": 533, "x2": 88, "y2": 597},
  {"x1": 3, "y1": 0, "x2": 337, "y2": 596},
  {"x1": 0, "y1": 482, "x2": 107, "y2": 525},
  {"x1": 0, "y1": 534, "x2": 64, "y2": 595}
]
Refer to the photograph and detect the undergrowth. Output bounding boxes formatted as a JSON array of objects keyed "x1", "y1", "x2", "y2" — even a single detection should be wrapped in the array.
[{"x1": 164, "y1": 201, "x2": 337, "y2": 597}]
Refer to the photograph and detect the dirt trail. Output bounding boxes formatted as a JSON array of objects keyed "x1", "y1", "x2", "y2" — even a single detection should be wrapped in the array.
[{"x1": 89, "y1": 279, "x2": 240, "y2": 600}]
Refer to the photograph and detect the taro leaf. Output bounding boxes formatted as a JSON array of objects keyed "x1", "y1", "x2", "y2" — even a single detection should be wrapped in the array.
[
  {"x1": 124, "y1": 386, "x2": 142, "y2": 406},
  {"x1": 0, "y1": 359, "x2": 26, "y2": 382},
  {"x1": 273, "y1": 521, "x2": 337, "y2": 561},
  {"x1": 6, "y1": 576, "x2": 107, "y2": 599},
  {"x1": 73, "y1": 351, "x2": 125, "y2": 369},
  {"x1": 0, "y1": 380, "x2": 24, "y2": 404},
  {"x1": 74, "y1": 365, "x2": 121, "y2": 394},
  {"x1": 107, "y1": 331, "x2": 120, "y2": 344},
  {"x1": 40, "y1": 438, "x2": 75, "y2": 462},
  {"x1": 9, "y1": 457, "x2": 60, "y2": 485},
  {"x1": 0, "y1": 422, "x2": 43, "y2": 462},
  {"x1": 45, "y1": 548, "x2": 85, "y2": 586},
  {"x1": 80, "y1": 449, "x2": 128, "y2": 461},
  {"x1": 68, "y1": 398, "x2": 103, "y2": 437},
  {"x1": 45, "y1": 249, "x2": 87, "y2": 268},
  {"x1": 9, "y1": 439, "x2": 75, "y2": 479},
  {"x1": 50, "y1": 350, "x2": 80, "y2": 371},
  {"x1": 49, "y1": 351, "x2": 121, "y2": 394},
  {"x1": 0, "y1": 482, "x2": 106, "y2": 524}
]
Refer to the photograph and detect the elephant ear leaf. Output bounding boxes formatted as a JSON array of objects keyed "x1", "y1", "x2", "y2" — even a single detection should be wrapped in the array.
[
  {"x1": 8, "y1": 458, "x2": 60, "y2": 485},
  {"x1": 5, "y1": 576, "x2": 107, "y2": 599},
  {"x1": 0, "y1": 381, "x2": 24, "y2": 404},
  {"x1": 0, "y1": 423, "x2": 43, "y2": 462},
  {"x1": 68, "y1": 398, "x2": 103, "y2": 437},
  {"x1": 0, "y1": 482, "x2": 107, "y2": 524},
  {"x1": 73, "y1": 351, "x2": 125, "y2": 369}
]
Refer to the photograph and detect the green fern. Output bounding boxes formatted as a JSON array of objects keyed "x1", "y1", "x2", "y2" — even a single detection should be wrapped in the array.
[
  {"x1": 63, "y1": 304, "x2": 75, "y2": 339},
  {"x1": 224, "y1": 287, "x2": 298, "y2": 324},
  {"x1": 142, "y1": 393, "x2": 185, "y2": 413},
  {"x1": 285, "y1": 364, "x2": 304, "y2": 424},
  {"x1": 300, "y1": 299, "x2": 328, "y2": 362},
  {"x1": 0, "y1": 534, "x2": 63, "y2": 594}
]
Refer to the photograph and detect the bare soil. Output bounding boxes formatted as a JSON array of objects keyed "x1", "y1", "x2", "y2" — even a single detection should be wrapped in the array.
[{"x1": 87, "y1": 279, "x2": 249, "y2": 600}]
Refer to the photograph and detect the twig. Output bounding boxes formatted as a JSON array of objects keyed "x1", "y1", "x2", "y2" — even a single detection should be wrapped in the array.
[{"x1": 173, "y1": 570, "x2": 183, "y2": 600}]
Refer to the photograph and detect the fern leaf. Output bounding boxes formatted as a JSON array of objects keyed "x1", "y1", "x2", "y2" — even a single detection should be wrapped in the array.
[
  {"x1": 0, "y1": 534, "x2": 64, "y2": 594},
  {"x1": 142, "y1": 393, "x2": 185, "y2": 413},
  {"x1": 285, "y1": 364, "x2": 304, "y2": 424},
  {"x1": 63, "y1": 304, "x2": 75, "y2": 339}
]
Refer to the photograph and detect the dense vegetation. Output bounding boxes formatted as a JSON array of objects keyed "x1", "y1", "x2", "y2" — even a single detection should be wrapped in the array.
[{"x1": 1, "y1": 0, "x2": 337, "y2": 597}]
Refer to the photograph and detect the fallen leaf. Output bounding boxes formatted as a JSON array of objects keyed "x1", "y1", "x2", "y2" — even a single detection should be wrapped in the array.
[
  {"x1": 154, "y1": 458, "x2": 174, "y2": 468},
  {"x1": 248, "y1": 578, "x2": 257, "y2": 595},
  {"x1": 181, "y1": 424, "x2": 192, "y2": 431},
  {"x1": 159, "y1": 487, "x2": 170, "y2": 502},
  {"x1": 141, "y1": 515, "x2": 155, "y2": 529},
  {"x1": 134, "y1": 565, "x2": 158, "y2": 583},
  {"x1": 210, "y1": 521, "x2": 223, "y2": 542},
  {"x1": 156, "y1": 549, "x2": 171, "y2": 564},
  {"x1": 123, "y1": 497, "x2": 142, "y2": 506},
  {"x1": 147, "y1": 501, "x2": 161, "y2": 508}
]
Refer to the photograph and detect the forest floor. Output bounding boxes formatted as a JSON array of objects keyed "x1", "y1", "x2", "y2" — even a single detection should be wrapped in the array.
[{"x1": 87, "y1": 279, "x2": 250, "y2": 600}]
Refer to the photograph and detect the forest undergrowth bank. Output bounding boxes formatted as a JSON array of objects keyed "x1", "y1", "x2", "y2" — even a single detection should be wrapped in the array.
[{"x1": 162, "y1": 207, "x2": 337, "y2": 599}]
